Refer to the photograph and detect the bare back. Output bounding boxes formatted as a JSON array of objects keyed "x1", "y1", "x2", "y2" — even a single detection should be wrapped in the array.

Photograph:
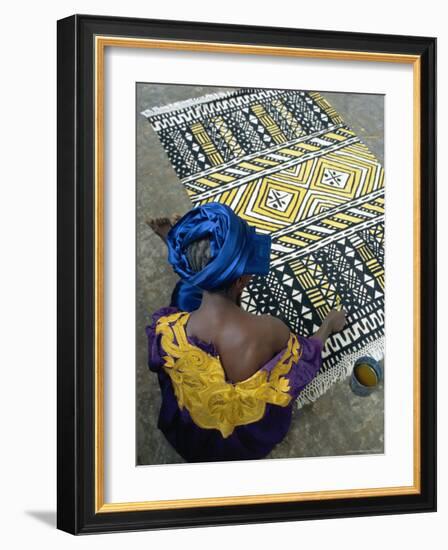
[{"x1": 185, "y1": 304, "x2": 290, "y2": 383}]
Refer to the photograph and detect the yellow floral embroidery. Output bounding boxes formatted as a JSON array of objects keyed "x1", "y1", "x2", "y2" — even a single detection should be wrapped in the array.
[{"x1": 155, "y1": 311, "x2": 302, "y2": 438}]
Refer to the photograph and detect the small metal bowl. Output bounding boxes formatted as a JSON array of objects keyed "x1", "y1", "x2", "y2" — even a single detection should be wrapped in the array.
[{"x1": 350, "y1": 355, "x2": 383, "y2": 397}]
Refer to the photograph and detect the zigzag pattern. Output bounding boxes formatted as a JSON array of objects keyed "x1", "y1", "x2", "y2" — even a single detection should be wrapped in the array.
[{"x1": 143, "y1": 88, "x2": 385, "y2": 397}]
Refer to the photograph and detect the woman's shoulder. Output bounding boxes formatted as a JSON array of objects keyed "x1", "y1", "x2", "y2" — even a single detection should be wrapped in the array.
[{"x1": 244, "y1": 312, "x2": 291, "y2": 350}]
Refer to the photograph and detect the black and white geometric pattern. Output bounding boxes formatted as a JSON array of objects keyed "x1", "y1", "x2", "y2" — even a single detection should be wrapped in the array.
[{"x1": 142, "y1": 88, "x2": 384, "y2": 407}]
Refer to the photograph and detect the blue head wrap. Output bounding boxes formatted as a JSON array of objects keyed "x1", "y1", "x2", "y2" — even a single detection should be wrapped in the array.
[{"x1": 166, "y1": 203, "x2": 271, "y2": 291}]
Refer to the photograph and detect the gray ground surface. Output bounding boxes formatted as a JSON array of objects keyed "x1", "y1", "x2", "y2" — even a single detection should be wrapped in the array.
[{"x1": 136, "y1": 84, "x2": 384, "y2": 465}]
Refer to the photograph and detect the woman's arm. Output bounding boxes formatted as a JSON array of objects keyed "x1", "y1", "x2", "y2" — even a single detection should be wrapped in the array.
[
  {"x1": 313, "y1": 309, "x2": 347, "y2": 344},
  {"x1": 268, "y1": 307, "x2": 347, "y2": 350}
]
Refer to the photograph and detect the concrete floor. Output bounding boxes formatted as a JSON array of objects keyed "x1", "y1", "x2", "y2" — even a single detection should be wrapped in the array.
[{"x1": 136, "y1": 84, "x2": 384, "y2": 465}]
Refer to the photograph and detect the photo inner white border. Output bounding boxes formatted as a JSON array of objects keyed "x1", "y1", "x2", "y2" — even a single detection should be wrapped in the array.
[{"x1": 104, "y1": 46, "x2": 414, "y2": 503}]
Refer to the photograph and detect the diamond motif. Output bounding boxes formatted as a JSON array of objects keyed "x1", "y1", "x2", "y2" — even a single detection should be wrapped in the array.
[
  {"x1": 321, "y1": 168, "x2": 350, "y2": 188},
  {"x1": 265, "y1": 187, "x2": 294, "y2": 212}
]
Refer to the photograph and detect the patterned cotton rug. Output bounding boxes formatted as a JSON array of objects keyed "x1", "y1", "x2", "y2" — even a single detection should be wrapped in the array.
[{"x1": 141, "y1": 88, "x2": 385, "y2": 407}]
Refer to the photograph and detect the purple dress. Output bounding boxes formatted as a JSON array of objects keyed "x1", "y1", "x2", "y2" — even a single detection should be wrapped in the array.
[{"x1": 146, "y1": 306, "x2": 323, "y2": 463}]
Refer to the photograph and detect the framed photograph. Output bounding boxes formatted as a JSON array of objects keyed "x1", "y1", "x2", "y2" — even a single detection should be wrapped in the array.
[{"x1": 57, "y1": 14, "x2": 436, "y2": 534}]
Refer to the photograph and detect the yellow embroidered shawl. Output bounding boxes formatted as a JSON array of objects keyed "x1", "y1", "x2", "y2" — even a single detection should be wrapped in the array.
[{"x1": 155, "y1": 311, "x2": 302, "y2": 438}]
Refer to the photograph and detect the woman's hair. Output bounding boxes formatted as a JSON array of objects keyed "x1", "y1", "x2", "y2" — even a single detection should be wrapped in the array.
[
  {"x1": 186, "y1": 237, "x2": 212, "y2": 273},
  {"x1": 186, "y1": 237, "x2": 233, "y2": 292}
]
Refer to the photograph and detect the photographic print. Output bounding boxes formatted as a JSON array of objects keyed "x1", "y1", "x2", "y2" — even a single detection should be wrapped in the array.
[
  {"x1": 58, "y1": 15, "x2": 435, "y2": 532},
  {"x1": 136, "y1": 84, "x2": 385, "y2": 465}
]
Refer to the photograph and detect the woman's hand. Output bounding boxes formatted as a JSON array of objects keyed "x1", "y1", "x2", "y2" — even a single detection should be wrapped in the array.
[{"x1": 324, "y1": 309, "x2": 347, "y2": 334}]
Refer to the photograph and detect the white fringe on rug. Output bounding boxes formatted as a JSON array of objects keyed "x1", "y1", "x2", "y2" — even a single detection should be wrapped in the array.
[
  {"x1": 140, "y1": 90, "x2": 239, "y2": 118},
  {"x1": 296, "y1": 335, "x2": 384, "y2": 409}
]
